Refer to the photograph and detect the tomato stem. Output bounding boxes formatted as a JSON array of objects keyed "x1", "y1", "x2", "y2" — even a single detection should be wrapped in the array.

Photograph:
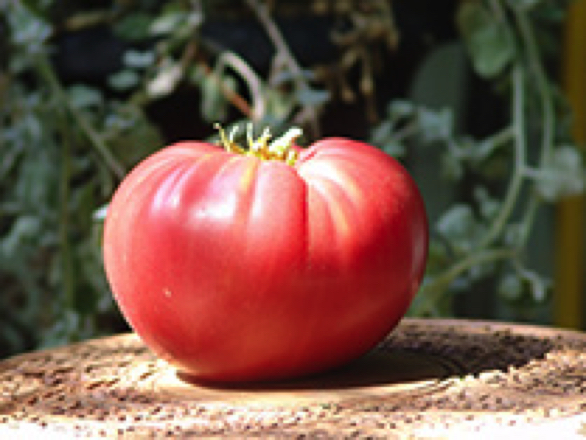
[
  {"x1": 268, "y1": 127, "x2": 302, "y2": 158},
  {"x1": 214, "y1": 123, "x2": 245, "y2": 155},
  {"x1": 215, "y1": 123, "x2": 302, "y2": 165}
]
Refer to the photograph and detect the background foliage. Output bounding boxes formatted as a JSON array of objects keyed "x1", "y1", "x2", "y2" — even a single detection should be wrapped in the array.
[{"x1": 1, "y1": 0, "x2": 584, "y2": 358}]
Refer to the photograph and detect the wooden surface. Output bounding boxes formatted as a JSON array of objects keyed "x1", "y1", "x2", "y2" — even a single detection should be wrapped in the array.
[{"x1": 0, "y1": 318, "x2": 585, "y2": 438}]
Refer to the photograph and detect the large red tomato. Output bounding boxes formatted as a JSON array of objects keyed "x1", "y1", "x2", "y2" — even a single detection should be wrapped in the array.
[{"x1": 103, "y1": 127, "x2": 428, "y2": 382}]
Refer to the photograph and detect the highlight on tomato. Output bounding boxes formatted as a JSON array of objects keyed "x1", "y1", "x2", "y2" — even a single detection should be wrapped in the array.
[{"x1": 103, "y1": 124, "x2": 428, "y2": 382}]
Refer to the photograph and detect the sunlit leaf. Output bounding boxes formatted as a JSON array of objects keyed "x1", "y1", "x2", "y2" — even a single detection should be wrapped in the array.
[
  {"x1": 147, "y1": 62, "x2": 183, "y2": 97},
  {"x1": 150, "y1": 11, "x2": 186, "y2": 36},
  {"x1": 93, "y1": 204, "x2": 108, "y2": 221}
]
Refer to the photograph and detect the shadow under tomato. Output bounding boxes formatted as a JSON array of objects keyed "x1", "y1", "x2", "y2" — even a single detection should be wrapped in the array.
[{"x1": 176, "y1": 348, "x2": 462, "y2": 394}]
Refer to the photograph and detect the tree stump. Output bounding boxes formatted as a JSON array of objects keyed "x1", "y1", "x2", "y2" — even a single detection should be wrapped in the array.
[{"x1": 1, "y1": 318, "x2": 584, "y2": 438}]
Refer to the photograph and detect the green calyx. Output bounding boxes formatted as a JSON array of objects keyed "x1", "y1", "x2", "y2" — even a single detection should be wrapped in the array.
[{"x1": 215, "y1": 123, "x2": 302, "y2": 166}]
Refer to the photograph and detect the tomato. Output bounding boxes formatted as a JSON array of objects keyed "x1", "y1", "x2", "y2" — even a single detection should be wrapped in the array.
[{"x1": 103, "y1": 126, "x2": 428, "y2": 382}]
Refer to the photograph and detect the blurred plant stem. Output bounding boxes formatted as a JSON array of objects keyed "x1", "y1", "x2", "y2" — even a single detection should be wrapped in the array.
[{"x1": 34, "y1": 55, "x2": 126, "y2": 180}]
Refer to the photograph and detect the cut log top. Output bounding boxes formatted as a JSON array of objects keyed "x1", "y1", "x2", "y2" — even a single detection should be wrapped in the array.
[{"x1": 1, "y1": 319, "x2": 585, "y2": 438}]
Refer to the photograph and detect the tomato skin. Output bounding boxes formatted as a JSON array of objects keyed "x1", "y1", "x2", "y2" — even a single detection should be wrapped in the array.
[{"x1": 103, "y1": 137, "x2": 428, "y2": 382}]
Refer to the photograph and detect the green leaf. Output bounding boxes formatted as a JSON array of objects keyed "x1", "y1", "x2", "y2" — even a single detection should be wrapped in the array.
[
  {"x1": 381, "y1": 142, "x2": 405, "y2": 158},
  {"x1": 526, "y1": 271, "x2": 549, "y2": 302},
  {"x1": 518, "y1": 266, "x2": 550, "y2": 302},
  {"x1": 271, "y1": 68, "x2": 315, "y2": 86},
  {"x1": 436, "y1": 204, "x2": 484, "y2": 254},
  {"x1": 39, "y1": 309, "x2": 95, "y2": 348},
  {"x1": 21, "y1": 113, "x2": 43, "y2": 143},
  {"x1": 150, "y1": 11, "x2": 186, "y2": 36},
  {"x1": 113, "y1": 12, "x2": 154, "y2": 41},
  {"x1": 534, "y1": 146, "x2": 585, "y2": 201},
  {"x1": 15, "y1": 149, "x2": 58, "y2": 209},
  {"x1": 7, "y1": 3, "x2": 52, "y2": 51},
  {"x1": 474, "y1": 186, "x2": 501, "y2": 220},
  {"x1": 264, "y1": 89, "x2": 295, "y2": 122},
  {"x1": 296, "y1": 88, "x2": 330, "y2": 107},
  {"x1": 104, "y1": 104, "x2": 162, "y2": 166},
  {"x1": 504, "y1": 223, "x2": 524, "y2": 247},
  {"x1": 200, "y1": 71, "x2": 237, "y2": 122},
  {"x1": 498, "y1": 273, "x2": 523, "y2": 300},
  {"x1": 370, "y1": 120, "x2": 392, "y2": 144},
  {"x1": 457, "y1": 2, "x2": 516, "y2": 78},
  {"x1": 1, "y1": 216, "x2": 42, "y2": 257},
  {"x1": 418, "y1": 107, "x2": 453, "y2": 143},
  {"x1": 109, "y1": 69, "x2": 141, "y2": 91},
  {"x1": 388, "y1": 100, "x2": 415, "y2": 120},
  {"x1": 68, "y1": 85, "x2": 103, "y2": 109},
  {"x1": 369, "y1": 121, "x2": 406, "y2": 157},
  {"x1": 441, "y1": 152, "x2": 464, "y2": 180},
  {"x1": 123, "y1": 50, "x2": 156, "y2": 69}
]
